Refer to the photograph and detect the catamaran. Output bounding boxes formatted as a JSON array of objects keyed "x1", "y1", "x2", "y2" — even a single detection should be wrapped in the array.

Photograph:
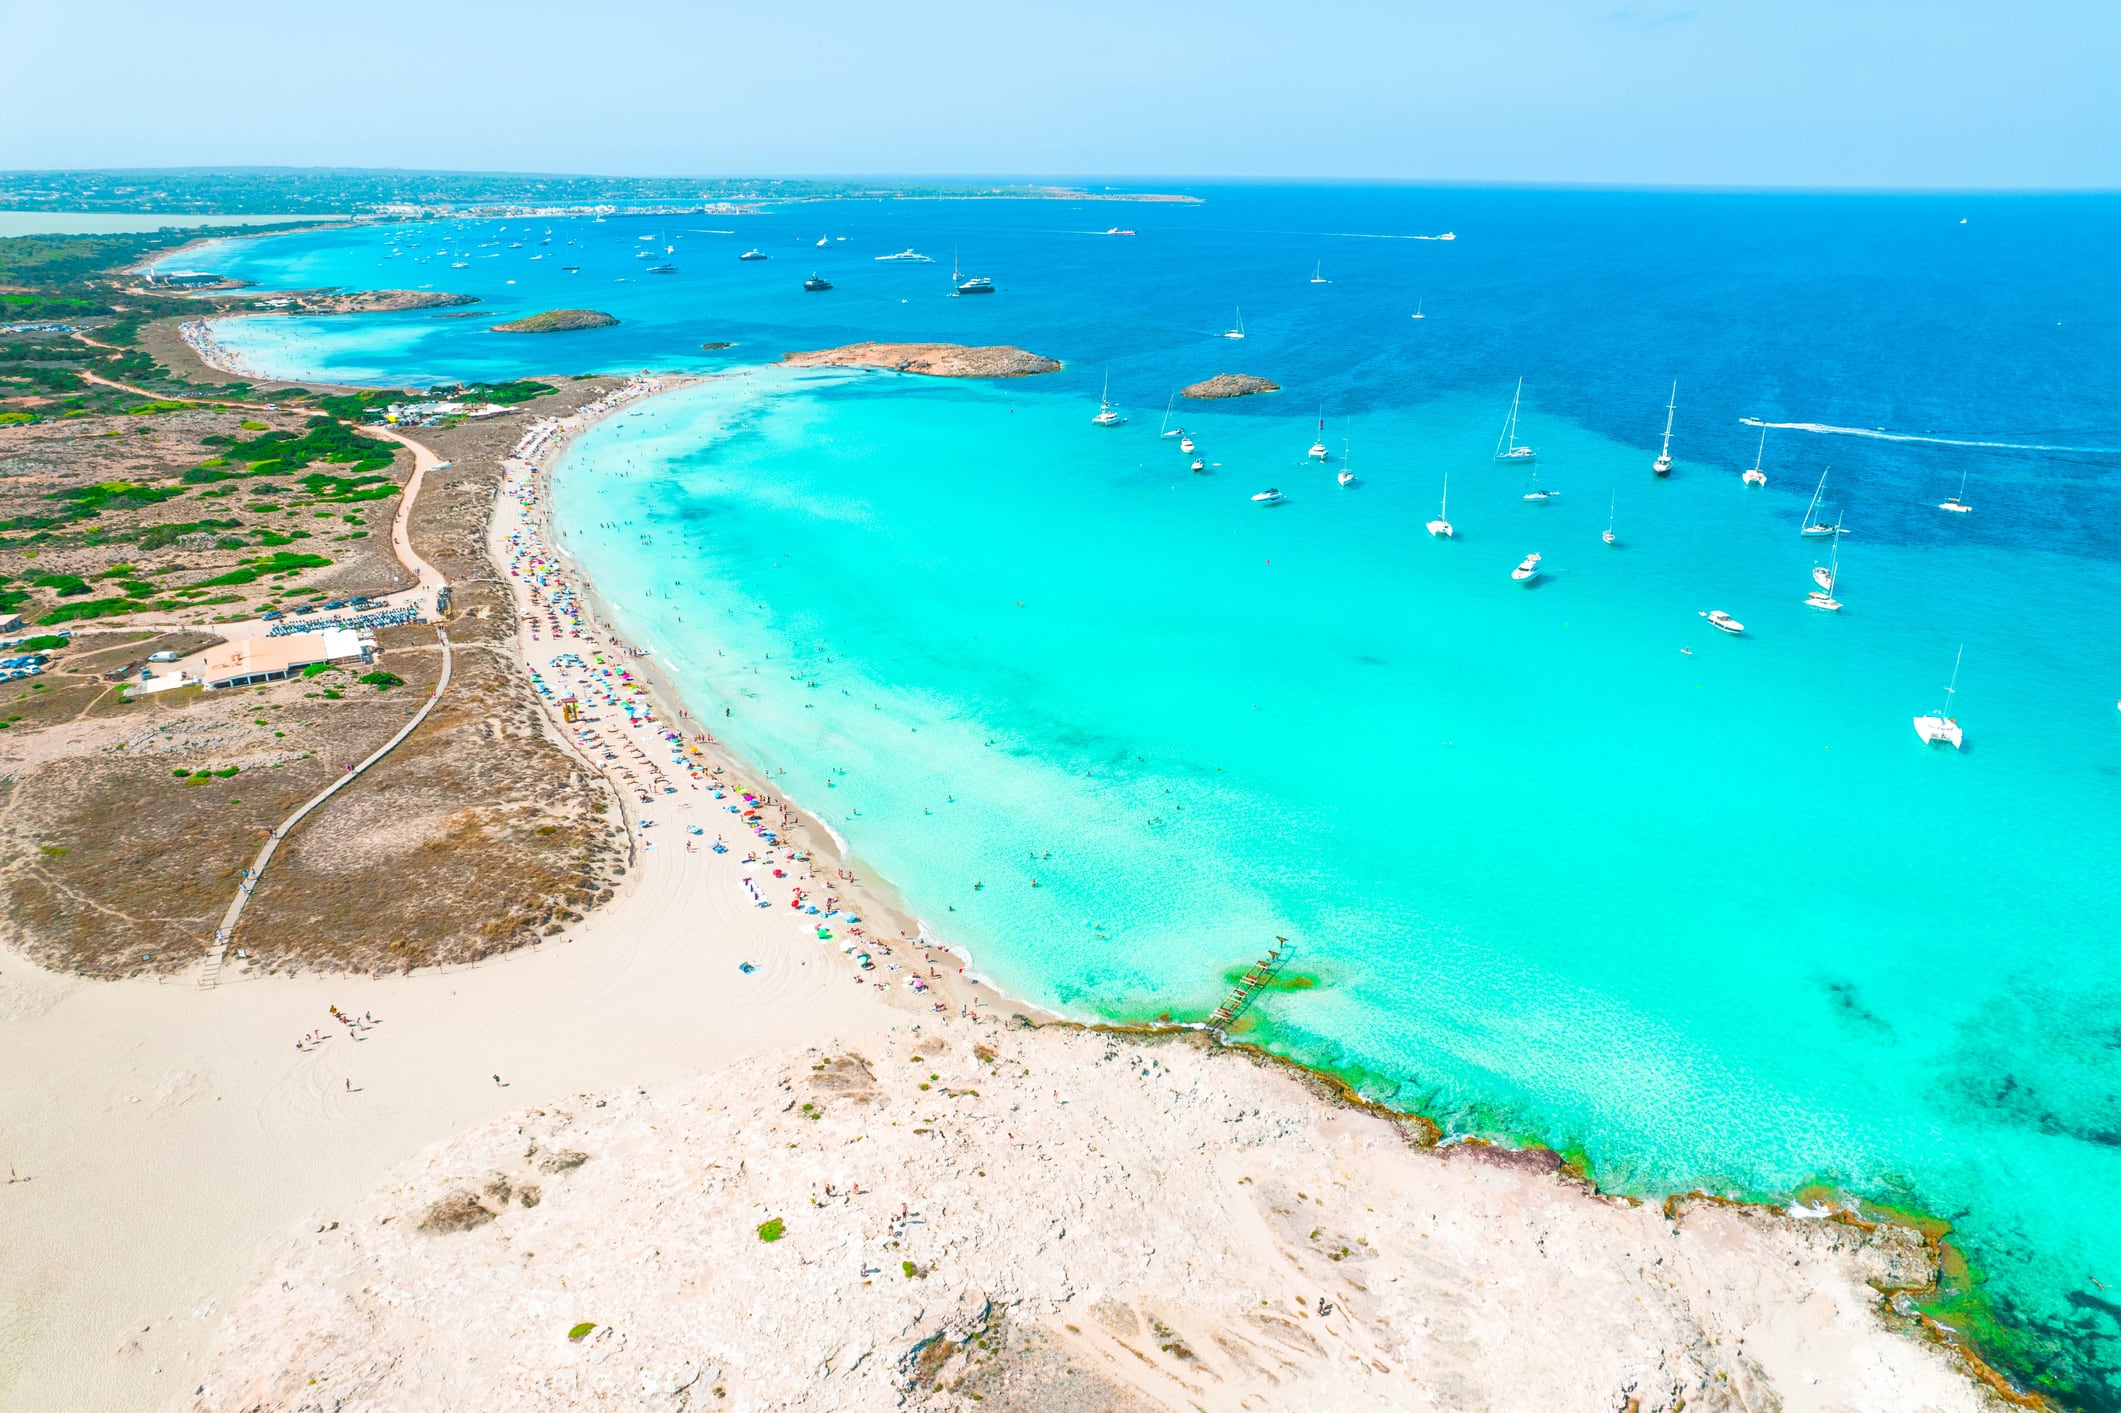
[
  {"x1": 1652, "y1": 382, "x2": 1677, "y2": 477},
  {"x1": 1742, "y1": 425, "x2": 1768, "y2": 486},
  {"x1": 1091, "y1": 374, "x2": 1125, "y2": 427},
  {"x1": 1939, "y1": 468, "x2": 1973, "y2": 514},
  {"x1": 1159, "y1": 393, "x2": 1183, "y2": 439},
  {"x1": 1427, "y1": 475, "x2": 1454, "y2": 538},
  {"x1": 1602, "y1": 494, "x2": 1618, "y2": 546},
  {"x1": 1307, "y1": 409, "x2": 1329, "y2": 462},
  {"x1": 1914, "y1": 646, "x2": 1966, "y2": 748},
  {"x1": 1222, "y1": 308, "x2": 1245, "y2": 340},
  {"x1": 1799, "y1": 467, "x2": 1841, "y2": 537},
  {"x1": 1494, "y1": 378, "x2": 1535, "y2": 463}
]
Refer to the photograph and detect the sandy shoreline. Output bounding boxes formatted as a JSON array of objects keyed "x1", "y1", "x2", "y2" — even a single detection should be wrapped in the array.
[{"x1": 0, "y1": 318, "x2": 2019, "y2": 1410}]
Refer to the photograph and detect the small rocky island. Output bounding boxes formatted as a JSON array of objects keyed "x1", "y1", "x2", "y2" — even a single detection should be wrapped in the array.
[
  {"x1": 1182, "y1": 374, "x2": 1280, "y2": 399},
  {"x1": 781, "y1": 342, "x2": 1061, "y2": 378},
  {"x1": 491, "y1": 309, "x2": 620, "y2": 334}
]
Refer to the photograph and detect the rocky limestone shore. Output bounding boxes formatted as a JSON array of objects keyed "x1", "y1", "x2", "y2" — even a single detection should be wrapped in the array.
[
  {"x1": 1182, "y1": 374, "x2": 1279, "y2": 399},
  {"x1": 491, "y1": 309, "x2": 621, "y2": 334},
  {"x1": 781, "y1": 342, "x2": 1061, "y2": 378},
  {"x1": 292, "y1": 288, "x2": 478, "y2": 315},
  {"x1": 186, "y1": 1023, "x2": 1995, "y2": 1413}
]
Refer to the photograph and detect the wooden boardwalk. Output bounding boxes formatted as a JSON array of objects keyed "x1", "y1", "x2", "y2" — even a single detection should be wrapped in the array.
[{"x1": 1208, "y1": 939, "x2": 1290, "y2": 1029}]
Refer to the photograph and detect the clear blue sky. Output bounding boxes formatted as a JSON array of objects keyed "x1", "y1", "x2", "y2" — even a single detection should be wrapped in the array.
[{"x1": 5, "y1": 0, "x2": 2115, "y2": 189}]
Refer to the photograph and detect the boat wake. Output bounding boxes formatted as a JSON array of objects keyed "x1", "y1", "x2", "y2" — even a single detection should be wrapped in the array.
[
  {"x1": 1740, "y1": 418, "x2": 2121, "y2": 456},
  {"x1": 1322, "y1": 230, "x2": 1457, "y2": 242}
]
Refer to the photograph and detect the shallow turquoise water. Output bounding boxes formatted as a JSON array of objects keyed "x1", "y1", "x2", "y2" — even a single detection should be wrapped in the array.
[{"x1": 208, "y1": 189, "x2": 2121, "y2": 1402}]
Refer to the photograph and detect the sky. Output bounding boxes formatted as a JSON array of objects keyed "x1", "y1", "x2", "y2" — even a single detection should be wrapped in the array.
[{"x1": 3, "y1": 0, "x2": 2116, "y2": 189}]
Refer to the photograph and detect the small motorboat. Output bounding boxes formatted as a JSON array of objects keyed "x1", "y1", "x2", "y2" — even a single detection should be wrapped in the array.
[
  {"x1": 1190, "y1": 458, "x2": 1206, "y2": 473},
  {"x1": 739, "y1": 249, "x2": 769, "y2": 261},
  {"x1": 1812, "y1": 565, "x2": 1835, "y2": 592},
  {"x1": 1252, "y1": 488, "x2": 1285, "y2": 505},
  {"x1": 1702, "y1": 610, "x2": 1745, "y2": 635},
  {"x1": 1511, "y1": 553, "x2": 1542, "y2": 583},
  {"x1": 1179, "y1": 435, "x2": 1196, "y2": 454},
  {"x1": 803, "y1": 273, "x2": 832, "y2": 291}
]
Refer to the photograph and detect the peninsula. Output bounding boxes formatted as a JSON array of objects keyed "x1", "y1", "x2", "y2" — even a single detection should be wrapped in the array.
[
  {"x1": 1182, "y1": 373, "x2": 1280, "y2": 399},
  {"x1": 781, "y1": 342, "x2": 1061, "y2": 378},
  {"x1": 490, "y1": 309, "x2": 619, "y2": 334}
]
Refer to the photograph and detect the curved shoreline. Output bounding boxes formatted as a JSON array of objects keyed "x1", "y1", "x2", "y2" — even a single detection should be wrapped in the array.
[{"x1": 186, "y1": 321, "x2": 2035, "y2": 1409}]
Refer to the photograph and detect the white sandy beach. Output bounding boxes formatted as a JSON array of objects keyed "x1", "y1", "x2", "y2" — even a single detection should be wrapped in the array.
[{"x1": 0, "y1": 374, "x2": 2011, "y2": 1413}]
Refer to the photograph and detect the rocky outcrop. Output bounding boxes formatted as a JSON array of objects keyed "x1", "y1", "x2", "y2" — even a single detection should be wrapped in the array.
[
  {"x1": 490, "y1": 309, "x2": 620, "y2": 334},
  {"x1": 1182, "y1": 374, "x2": 1279, "y2": 399},
  {"x1": 780, "y1": 342, "x2": 1061, "y2": 378}
]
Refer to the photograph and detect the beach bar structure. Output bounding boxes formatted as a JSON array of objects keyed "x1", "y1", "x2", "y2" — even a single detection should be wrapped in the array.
[{"x1": 198, "y1": 629, "x2": 368, "y2": 689}]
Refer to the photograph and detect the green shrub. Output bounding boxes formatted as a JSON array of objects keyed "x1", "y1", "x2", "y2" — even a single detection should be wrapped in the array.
[
  {"x1": 567, "y1": 1322, "x2": 596, "y2": 1342},
  {"x1": 360, "y1": 670, "x2": 403, "y2": 690},
  {"x1": 756, "y1": 1218, "x2": 785, "y2": 1243}
]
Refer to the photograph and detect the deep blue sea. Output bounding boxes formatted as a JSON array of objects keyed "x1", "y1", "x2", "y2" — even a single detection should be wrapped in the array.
[{"x1": 199, "y1": 186, "x2": 2121, "y2": 1404}]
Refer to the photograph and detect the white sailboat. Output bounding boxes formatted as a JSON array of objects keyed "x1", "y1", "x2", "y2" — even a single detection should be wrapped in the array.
[
  {"x1": 1807, "y1": 532, "x2": 1843, "y2": 610},
  {"x1": 1914, "y1": 646, "x2": 1966, "y2": 748},
  {"x1": 1602, "y1": 494, "x2": 1618, "y2": 546},
  {"x1": 1494, "y1": 378, "x2": 1535, "y2": 464},
  {"x1": 1221, "y1": 307, "x2": 1245, "y2": 340},
  {"x1": 1159, "y1": 393, "x2": 1183, "y2": 439},
  {"x1": 1939, "y1": 468, "x2": 1973, "y2": 514},
  {"x1": 1307, "y1": 408, "x2": 1328, "y2": 462},
  {"x1": 1742, "y1": 425, "x2": 1768, "y2": 486},
  {"x1": 1338, "y1": 437, "x2": 1356, "y2": 487},
  {"x1": 1652, "y1": 381, "x2": 1676, "y2": 477},
  {"x1": 1426, "y1": 475, "x2": 1453, "y2": 538},
  {"x1": 1091, "y1": 373, "x2": 1125, "y2": 427},
  {"x1": 1411, "y1": 295, "x2": 1425, "y2": 320},
  {"x1": 1799, "y1": 466, "x2": 1841, "y2": 537},
  {"x1": 1310, "y1": 261, "x2": 1331, "y2": 285}
]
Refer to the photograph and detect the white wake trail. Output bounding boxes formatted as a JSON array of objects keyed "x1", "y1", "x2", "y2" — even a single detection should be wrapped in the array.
[{"x1": 1740, "y1": 418, "x2": 2121, "y2": 456}]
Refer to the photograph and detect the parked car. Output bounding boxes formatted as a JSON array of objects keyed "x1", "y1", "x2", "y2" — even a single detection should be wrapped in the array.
[{"x1": 260, "y1": 610, "x2": 283, "y2": 622}]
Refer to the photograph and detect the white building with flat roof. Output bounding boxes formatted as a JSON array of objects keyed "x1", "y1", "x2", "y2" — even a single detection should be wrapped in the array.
[{"x1": 198, "y1": 628, "x2": 367, "y2": 689}]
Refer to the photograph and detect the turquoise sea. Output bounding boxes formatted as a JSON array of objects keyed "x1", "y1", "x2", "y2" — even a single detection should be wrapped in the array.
[{"x1": 199, "y1": 187, "x2": 2121, "y2": 1405}]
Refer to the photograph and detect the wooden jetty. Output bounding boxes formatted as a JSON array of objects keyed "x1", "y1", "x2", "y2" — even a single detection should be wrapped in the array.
[{"x1": 1208, "y1": 938, "x2": 1290, "y2": 1029}]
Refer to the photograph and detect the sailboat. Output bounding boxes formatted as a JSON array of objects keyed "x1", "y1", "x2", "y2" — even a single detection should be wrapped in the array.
[
  {"x1": 1310, "y1": 261, "x2": 1331, "y2": 285},
  {"x1": 1221, "y1": 307, "x2": 1245, "y2": 340},
  {"x1": 1914, "y1": 646, "x2": 1966, "y2": 748},
  {"x1": 1799, "y1": 467, "x2": 1841, "y2": 537},
  {"x1": 1337, "y1": 437, "x2": 1356, "y2": 487},
  {"x1": 1091, "y1": 374, "x2": 1125, "y2": 427},
  {"x1": 1939, "y1": 468, "x2": 1972, "y2": 514},
  {"x1": 1494, "y1": 379, "x2": 1535, "y2": 463},
  {"x1": 1426, "y1": 475, "x2": 1453, "y2": 538},
  {"x1": 1741, "y1": 425, "x2": 1768, "y2": 486},
  {"x1": 1602, "y1": 494, "x2": 1618, "y2": 546},
  {"x1": 1159, "y1": 393, "x2": 1183, "y2": 439},
  {"x1": 1307, "y1": 409, "x2": 1329, "y2": 461},
  {"x1": 1807, "y1": 535, "x2": 1843, "y2": 611},
  {"x1": 1411, "y1": 295, "x2": 1425, "y2": 321},
  {"x1": 1652, "y1": 382, "x2": 1677, "y2": 477}
]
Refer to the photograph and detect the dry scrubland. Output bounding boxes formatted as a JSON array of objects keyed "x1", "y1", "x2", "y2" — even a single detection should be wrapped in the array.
[{"x1": 0, "y1": 351, "x2": 632, "y2": 977}]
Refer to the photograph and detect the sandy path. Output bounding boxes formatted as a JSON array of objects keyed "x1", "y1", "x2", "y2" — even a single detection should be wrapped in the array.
[{"x1": 0, "y1": 396, "x2": 927, "y2": 1413}]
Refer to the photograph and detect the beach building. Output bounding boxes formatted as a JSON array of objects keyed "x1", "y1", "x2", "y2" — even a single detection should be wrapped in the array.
[{"x1": 198, "y1": 628, "x2": 368, "y2": 689}]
